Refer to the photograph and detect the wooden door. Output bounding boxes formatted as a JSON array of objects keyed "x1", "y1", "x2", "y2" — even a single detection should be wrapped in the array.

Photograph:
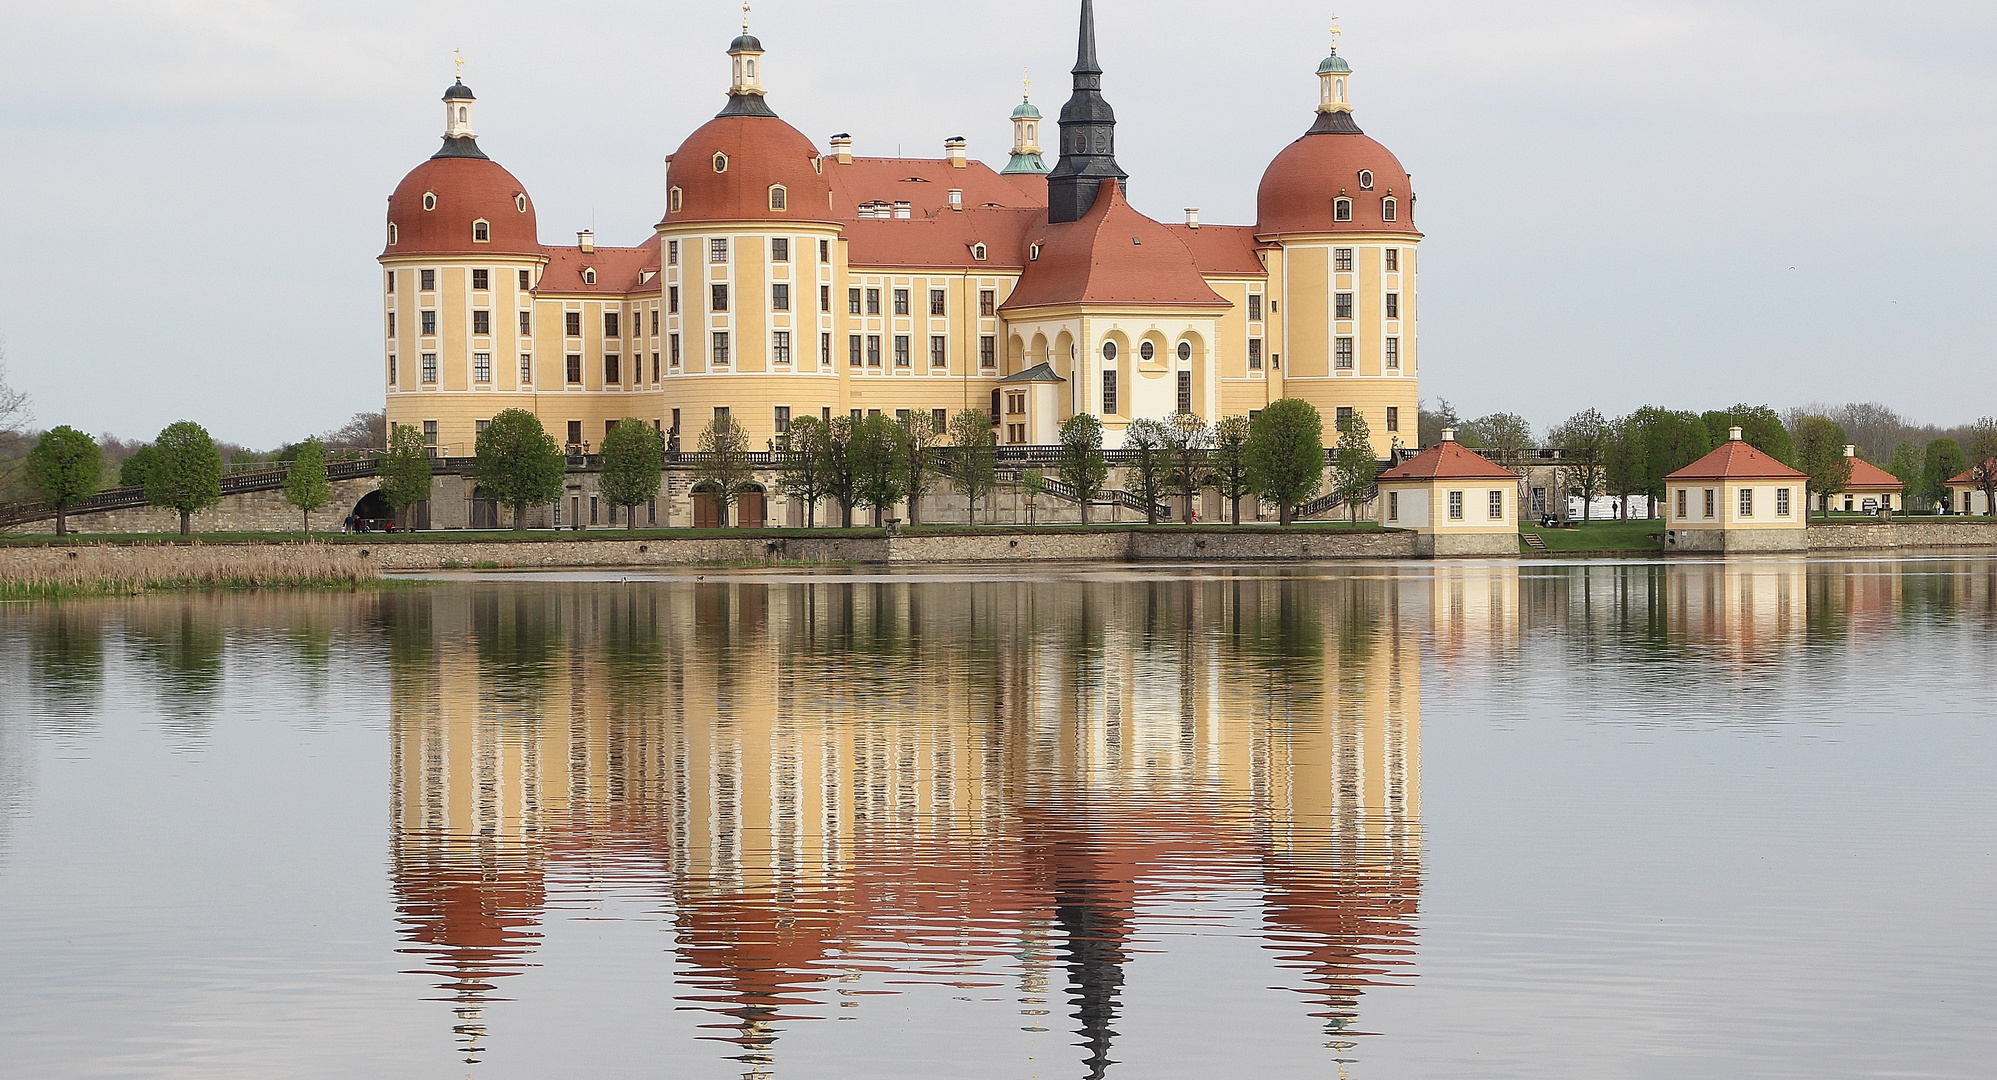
[
  {"x1": 737, "y1": 490, "x2": 767, "y2": 529},
  {"x1": 693, "y1": 492, "x2": 722, "y2": 529}
]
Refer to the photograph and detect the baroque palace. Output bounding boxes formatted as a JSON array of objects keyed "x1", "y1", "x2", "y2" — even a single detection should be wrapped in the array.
[{"x1": 380, "y1": 1, "x2": 1420, "y2": 462}]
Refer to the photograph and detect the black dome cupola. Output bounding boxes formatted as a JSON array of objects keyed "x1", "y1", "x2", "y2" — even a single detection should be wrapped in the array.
[{"x1": 1046, "y1": 0, "x2": 1128, "y2": 224}]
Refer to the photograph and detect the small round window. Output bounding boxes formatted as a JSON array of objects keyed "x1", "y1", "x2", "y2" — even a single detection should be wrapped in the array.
[
  {"x1": 1102, "y1": 341, "x2": 1117, "y2": 361},
  {"x1": 1139, "y1": 341, "x2": 1155, "y2": 361},
  {"x1": 713, "y1": 152, "x2": 729, "y2": 173},
  {"x1": 1177, "y1": 342, "x2": 1192, "y2": 362},
  {"x1": 516, "y1": 193, "x2": 528, "y2": 213},
  {"x1": 422, "y1": 192, "x2": 437, "y2": 211},
  {"x1": 1359, "y1": 170, "x2": 1374, "y2": 190}
]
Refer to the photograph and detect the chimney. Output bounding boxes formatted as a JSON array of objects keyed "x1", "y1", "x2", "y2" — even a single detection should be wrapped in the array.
[
  {"x1": 578, "y1": 230, "x2": 594, "y2": 254},
  {"x1": 830, "y1": 133, "x2": 853, "y2": 165},
  {"x1": 1184, "y1": 207, "x2": 1201, "y2": 229},
  {"x1": 1728, "y1": 426, "x2": 1743, "y2": 441},
  {"x1": 893, "y1": 200, "x2": 912, "y2": 219},
  {"x1": 1441, "y1": 428, "x2": 1456, "y2": 443},
  {"x1": 945, "y1": 136, "x2": 968, "y2": 168},
  {"x1": 1844, "y1": 444, "x2": 1857, "y2": 457},
  {"x1": 948, "y1": 188, "x2": 963, "y2": 211}
]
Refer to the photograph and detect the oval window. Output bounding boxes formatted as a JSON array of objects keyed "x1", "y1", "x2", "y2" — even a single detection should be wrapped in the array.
[
  {"x1": 1102, "y1": 341, "x2": 1117, "y2": 361},
  {"x1": 1177, "y1": 341, "x2": 1192, "y2": 362},
  {"x1": 1359, "y1": 170, "x2": 1374, "y2": 190},
  {"x1": 713, "y1": 152, "x2": 729, "y2": 173},
  {"x1": 516, "y1": 193, "x2": 528, "y2": 213},
  {"x1": 422, "y1": 192, "x2": 437, "y2": 211},
  {"x1": 1139, "y1": 341, "x2": 1155, "y2": 361}
]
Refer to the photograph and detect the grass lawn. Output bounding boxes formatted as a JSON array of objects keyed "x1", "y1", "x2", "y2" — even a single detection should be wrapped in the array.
[{"x1": 1519, "y1": 519, "x2": 1665, "y2": 553}]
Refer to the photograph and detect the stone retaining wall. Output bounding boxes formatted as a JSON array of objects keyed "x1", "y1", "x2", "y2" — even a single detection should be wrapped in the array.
[{"x1": 1806, "y1": 520, "x2": 1997, "y2": 551}]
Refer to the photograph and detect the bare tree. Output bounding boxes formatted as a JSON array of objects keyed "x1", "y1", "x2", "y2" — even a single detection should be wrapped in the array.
[{"x1": 0, "y1": 343, "x2": 31, "y2": 436}]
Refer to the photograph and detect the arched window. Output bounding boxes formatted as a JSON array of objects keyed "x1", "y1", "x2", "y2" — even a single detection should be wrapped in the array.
[
  {"x1": 582, "y1": 268, "x2": 596, "y2": 285},
  {"x1": 422, "y1": 192, "x2": 437, "y2": 211},
  {"x1": 971, "y1": 243, "x2": 987, "y2": 261},
  {"x1": 1029, "y1": 243, "x2": 1041, "y2": 261},
  {"x1": 1177, "y1": 341, "x2": 1192, "y2": 362},
  {"x1": 768, "y1": 185, "x2": 787, "y2": 211},
  {"x1": 746, "y1": 59, "x2": 756, "y2": 77},
  {"x1": 1359, "y1": 170, "x2": 1374, "y2": 190},
  {"x1": 1102, "y1": 341, "x2": 1117, "y2": 361},
  {"x1": 516, "y1": 193, "x2": 528, "y2": 213},
  {"x1": 458, "y1": 107, "x2": 467, "y2": 122},
  {"x1": 1334, "y1": 198, "x2": 1352, "y2": 222},
  {"x1": 713, "y1": 152, "x2": 729, "y2": 173},
  {"x1": 473, "y1": 219, "x2": 490, "y2": 242},
  {"x1": 1026, "y1": 123, "x2": 1037, "y2": 141},
  {"x1": 669, "y1": 187, "x2": 683, "y2": 213},
  {"x1": 387, "y1": 222, "x2": 398, "y2": 245},
  {"x1": 1139, "y1": 341, "x2": 1155, "y2": 361},
  {"x1": 1335, "y1": 77, "x2": 1346, "y2": 102},
  {"x1": 1381, "y1": 197, "x2": 1398, "y2": 222}
]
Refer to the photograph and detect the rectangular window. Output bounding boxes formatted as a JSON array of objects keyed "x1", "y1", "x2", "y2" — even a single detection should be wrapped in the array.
[
  {"x1": 1704, "y1": 489, "x2": 1716, "y2": 518},
  {"x1": 604, "y1": 354, "x2": 619, "y2": 383},
  {"x1": 387, "y1": 312, "x2": 396, "y2": 337},
  {"x1": 1387, "y1": 491, "x2": 1400, "y2": 522},
  {"x1": 670, "y1": 334, "x2": 681, "y2": 367},
  {"x1": 774, "y1": 406, "x2": 791, "y2": 433},
  {"x1": 1677, "y1": 489, "x2": 1688, "y2": 518},
  {"x1": 1335, "y1": 337, "x2": 1355, "y2": 370},
  {"x1": 866, "y1": 288, "x2": 881, "y2": 315},
  {"x1": 518, "y1": 311, "x2": 531, "y2": 335},
  {"x1": 867, "y1": 335, "x2": 882, "y2": 367},
  {"x1": 1335, "y1": 293, "x2": 1354, "y2": 320},
  {"x1": 710, "y1": 238, "x2": 728, "y2": 263},
  {"x1": 567, "y1": 421, "x2": 582, "y2": 447},
  {"x1": 667, "y1": 239, "x2": 679, "y2": 265},
  {"x1": 474, "y1": 353, "x2": 491, "y2": 382},
  {"x1": 669, "y1": 286, "x2": 680, "y2": 314},
  {"x1": 1337, "y1": 406, "x2": 1354, "y2": 426},
  {"x1": 712, "y1": 332, "x2": 730, "y2": 366},
  {"x1": 933, "y1": 408, "x2": 948, "y2": 430},
  {"x1": 421, "y1": 269, "x2": 436, "y2": 291},
  {"x1": 1102, "y1": 371, "x2": 1118, "y2": 415},
  {"x1": 476, "y1": 419, "x2": 490, "y2": 439},
  {"x1": 1740, "y1": 488, "x2": 1754, "y2": 518},
  {"x1": 671, "y1": 409, "x2": 680, "y2": 434},
  {"x1": 1248, "y1": 339, "x2": 1263, "y2": 370},
  {"x1": 849, "y1": 334, "x2": 863, "y2": 367},
  {"x1": 1385, "y1": 338, "x2": 1400, "y2": 369},
  {"x1": 652, "y1": 352, "x2": 660, "y2": 381},
  {"x1": 772, "y1": 283, "x2": 790, "y2": 311},
  {"x1": 567, "y1": 354, "x2": 582, "y2": 383},
  {"x1": 565, "y1": 311, "x2": 581, "y2": 337},
  {"x1": 1386, "y1": 293, "x2": 1399, "y2": 319},
  {"x1": 893, "y1": 289, "x2": 910, "y2": 315},
  {"x1": 473, "y1": 310, "x2": 491, "y2": 335},
  {"x1": 819, "y1": 239, "x2": 830, "y2": 263},
  {"x1": 711, "y1": 284, "x2": 729, "y2": 312},
  {"x1": 820, "y1": 285, "x2": 830, "y2": 312},
  {"x1": 1334, "y1": 249, "x2": 1353, "y2": 272},
  {"x1": 1385, "y1": 248, "x2": 1399, "y2": 272},
  {"x1": 650, "y1": 309, "x2": 659, "y2": 334},
  {"x1": 1489, "y1": 490, "x2": 1504, "y2": 520},
  {"x1": 471, "y1": 269, "x2": 489, "y2": 291},
  {"x1": 521, "y1": 269, "x2": 533, "y2": 289},
  {"x1": 423, "y1": 420, "x2": 437, "y2": 446},
  {"x1": 849, "y1": 288, "x2": 863, "y2": 314},
  {"x1": 980, "y1": 335, "x2": 996, "y2": 368},
  {"x1": 894, "y1": 335, "x2": 911, "y2": 367},
  {"x1": 980, "y1": 289, "x2": 996, "y2": 317},
  {"x1": 820, "y1": 332, "x2": 832, "y2": 366},
  {"x1": 387, "y1": 355, "x2": 397, "y2": 385},
  {"x1": 604, "y1": 312, "x2": 619, "y2": 337},
  {"x1": 929, "y1": 335, "x2": 947, "y2": 368},
  {"x1": 773, "y1": 331, "x2": 792, "y2": 364},
  {"x1": 1777, "y1": 488, "x2": 1791, "y2": 516},
  {"x1": 386, "y1": 272, "x2": 396, "y2": 294},
  {"x1": 421, "y1": 353, "x2": 437, "y2": 383},
  {"x1": 1177, "y1": 370, "x2": 1192, "y2": 414},
  {"x1": 520, "y1": 353, "x2": 532, "y2": 383},
  {"x1": 420, "y1": 310, "x2": 436, "y2": 336},
  {"x1": 1448, "y1": 491, "x2": 1464, "y2": 520},
  {"x1": 1248, "y1": 294, "x2": 1263, "y2": 321},
  {"x1": 930, "y1": 289, "x2": 946, "y2": 316},
  {"x1": 771, "y1": 237, "x2": 789, "y2": 262}
]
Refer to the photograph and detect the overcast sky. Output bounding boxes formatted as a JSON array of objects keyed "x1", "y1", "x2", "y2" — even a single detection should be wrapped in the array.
[{"x1": 2, "y1": 0, "x2": 1993, "y2": 448}]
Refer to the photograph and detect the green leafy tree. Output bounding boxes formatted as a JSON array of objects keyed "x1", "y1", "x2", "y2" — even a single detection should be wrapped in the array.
[
  {"x1": 1967, "y1": 417, "x2": 1997, "y2": 516},
  {"x1": 1460, "y1": 412, "x2": 1533, "y2": 456},
  {"x1": 1055, "y1": 413, "x2": 1110, "y2": 524},
  {"x1": 1887, "y1": 443, "x2": 1924, "y2": 508},
  {"x1": 1548, "y1": 408, "x2": 1610, "y2": 521},
  {"x1": 377, "y1": 423, "x2": 435, "y2": 530},
  {"x1": 599, "y1": 418, "x2": 663, "y2": 529},
  {"x1": 820, "y1": 415, "x2": 860, "y2": 527},
  {"x1": 1701, "y1": 404, "x2": 1795, "y2": 465},
  {"x1": 146, "y1": 420, "x2": 223, "y2": 536},
  {"x1": 776, "y1": 415, "x2": 833, "y2": 527},
  {"x1": 696, "y1": 415, "x2": 754, "y2": 527},
  {"x1": 1246, "y1": 398, "x2": 1324, "y2": 525},
  {"x1": 1209, "y1": 415, "x2": 1255, "y2": 525},
  {"x1": 1019, "y1": 467, "x2": 1045, "y2": 525},
  {"x1": 1924, "y1": 437, "x2": 1967, "y2": 511},
  {"x1": 1167, "y1": 412, "x2": 1212, "y2": 522},
  {"x1": 119, "y1": 444, "x2": 159, "y2": 490},
  {"x1": 1121, "y1": 419, "x2": 1172, "y2": 525},
  {"x1": 1331, "y1": 411, "x2": 1378, "y2": 522},
  {"x1": 473, "y1": 409, "x2": 565, "y2": 530},
  {"x1": 26, "y1": 426, "x2": 101, "y2": 536},
  {"x1": 1793, "y1": 415, "x2": 1852, "y2": 518},
  {"x1": 897, "y1": 411, "x2": 943, "y2": 525},
  {"x1": 1620, "y1": 407, "x2": 1714, "y2": 517},
  {"x1": 947, "y1": 409, "x2": 998, "y2": 523},
  {"x1": 282, "y1": 436, "x2": 332, "y2": 535},
  {"x1": 850, "y1": 412, "x2": 908, "y2": 525}
]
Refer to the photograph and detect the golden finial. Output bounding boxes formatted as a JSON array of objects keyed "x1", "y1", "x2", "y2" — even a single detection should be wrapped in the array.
[
  {"x1": 742, "y1": 0, "x2": 751, "y2": 33},
  {"x1": 453, "y1": 48, "x2": 465, "y2": 81},
  {"x1": 1023, "y1": 67, "x2": 1032, "y2": 101},
  {"x1": 1328, "y1": 17, "x2": 1343, "y2": 51}
]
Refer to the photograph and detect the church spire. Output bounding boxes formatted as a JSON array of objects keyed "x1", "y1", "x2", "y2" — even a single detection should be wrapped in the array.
[{"x1": 1045, "y1": 0, "x2": 1126, "y2": 223}]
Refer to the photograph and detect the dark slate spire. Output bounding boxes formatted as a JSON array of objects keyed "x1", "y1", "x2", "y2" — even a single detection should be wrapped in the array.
[{"x1": 1046, "y1": 0, "x2": 1127, "y2": 224}]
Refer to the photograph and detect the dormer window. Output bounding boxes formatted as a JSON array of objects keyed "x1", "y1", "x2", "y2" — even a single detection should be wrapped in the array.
[
  {"x1": 472, "y1": 219, "x2": 490, "y2": 243},
  {"x1": 669, "y1": 187, "x2": 683, "y2": 214},
  {"x1": 1334, "y1": 198, "x2": 1353, "y2": 222},
  {"x1": 515, "y1": 193, "x2": 528, "y2": 213},
  {"x1": 1029, "y1": 243, "x2": 1041, "y2": 261},
  {"x1": 768, "y1": 185, "x2": 787, "y2": 211},
  {"x1": 422, "y1": 192, "x2": 437, "y2": 211},
  {"x1": 812, "y1": 155, "x2": 823, "y2": 175},
  {"x1": 1381, "y1": 197, "x2": 1398, "y2": 222},
  {"x1": 1359, "y1": 170, "x2": 1374, "y2": 190},
  {"x1": 387, "y1": 222, "x2": 399, "y2": 245},
  {"x1": 582, "y1": 268, "x2": 596, "y2": 285},
  {"x1": 971, "y1": 243, "x2": 987, "y2": 261},
  {"x1": 712, "y1": 152, "x2": 729, "y2": 173}
]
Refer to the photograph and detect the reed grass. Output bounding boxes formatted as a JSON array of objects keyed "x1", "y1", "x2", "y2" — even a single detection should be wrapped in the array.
[{"x1": 0, "y1": 544, "x2": 382, "y2": 601}]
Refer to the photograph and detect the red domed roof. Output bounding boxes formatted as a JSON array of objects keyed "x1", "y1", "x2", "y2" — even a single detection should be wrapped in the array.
[
  {"x1": 384, "y1": 154, "x2": 540, "y2": 257},
  {"x1": 1257, "y1": 119, "x2": 1420, "y2": 238},
  {"x1": 660, "y1": 114, "x2": 835, "y2": 226}
]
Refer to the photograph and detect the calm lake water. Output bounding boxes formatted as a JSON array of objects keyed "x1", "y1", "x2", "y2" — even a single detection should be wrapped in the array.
[{"x1": 1, "y1": 558, "x2": 1993, "y2": 1079}]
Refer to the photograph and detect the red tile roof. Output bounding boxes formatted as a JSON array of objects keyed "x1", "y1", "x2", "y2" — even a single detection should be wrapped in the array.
[
  {"x1": 385, "y1": 155, "x2": 539, "y2": 257},
  {"x1": 1664, "y1": 439, "x2": 1808, "y2": 481},
  {"x1": 1378, "y1": 440, "x2": 1520, "y2": 482},
  {"x1": 1001, "y1": 180, "x2": 1229, "y2": 311},
  {"x1": 658, "y1": 114, "x2": 836, "y2": 227},
  {"x1": 826, "y1": 157, "x2": 1046, "y2": 217},
  {"x1": 1845, "y1": 458, "x2": 1903, "y2": 490},
  {"x1": 1257, "y1": 127, "x2": 1421, "y2": 238},
  {"x1": 842, "y1": 207, "x2": 1042, "y2": 271},
  {"x1": 536, "y1": 235, "x2": 660, "y2": 294},
  {"x1": 1162, "y1": 224, "x2": 1270, "y2": 277}
]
